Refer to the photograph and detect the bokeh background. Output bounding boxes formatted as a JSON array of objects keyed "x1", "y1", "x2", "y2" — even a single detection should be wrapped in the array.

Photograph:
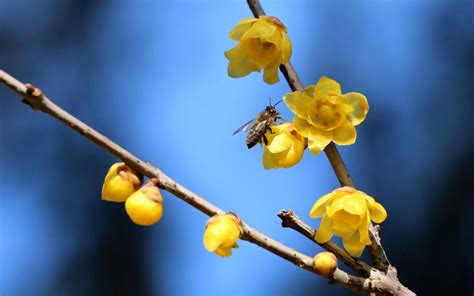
[{"x1": 1, "y1": 0, "x2": 473, "y2": 295}]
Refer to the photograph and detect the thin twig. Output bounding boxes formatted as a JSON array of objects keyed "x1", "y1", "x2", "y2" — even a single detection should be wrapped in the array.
[
  {"x1": 246, "y1": 0, "x2": 390, "y2": 272},
  {"x1": 0, "y1": 69, "x2": 372, "y2": 294}
]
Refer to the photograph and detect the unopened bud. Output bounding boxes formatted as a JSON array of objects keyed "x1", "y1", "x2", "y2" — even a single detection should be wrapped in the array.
[
  {"x1": 102, "y1": 163, "x2": 142, "y2": 202},
  {"x1": 313, "y1": 252, "x2": 337, "y2": 276},
  {"x1": 125, "y1": 183, "x2": 163, "y2": 226}
]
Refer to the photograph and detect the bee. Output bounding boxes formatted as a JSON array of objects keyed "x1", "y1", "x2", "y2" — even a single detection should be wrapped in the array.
[{"x1": 233, "y1": 98, "x2": 284, "y2": 149}]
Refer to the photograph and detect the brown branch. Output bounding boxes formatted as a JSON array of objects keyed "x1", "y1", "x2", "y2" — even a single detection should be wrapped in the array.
[
  {"x1": 0, "y1": 69, "x2": 374, "y2": 294},
  {"x1": 246, "y1": 0, "x2": 390, "y2": 272}
]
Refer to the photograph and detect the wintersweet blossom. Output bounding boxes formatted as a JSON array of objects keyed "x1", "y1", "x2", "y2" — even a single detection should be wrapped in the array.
[
  {"x1": 284, "y1": 77, "x2": 369, "y2": 155},
  {"x1": 262, "y1": 123, "x2": 305, "y2": 169},
  {"x1": 225, "y1": 16, "x2": 292, "y2": 84},
  {"x1": 125, "y1": 183, "x2": 163, "y2": 226},
  {"x1": 309, "y1": 186, "x2": 387, "y2": 257},
  {"x1": 102, "y1": 162, "x2": 142, "y2": 202},
  {"x1": 203, "y1": 213, "x2": 241, "y2": 257}
]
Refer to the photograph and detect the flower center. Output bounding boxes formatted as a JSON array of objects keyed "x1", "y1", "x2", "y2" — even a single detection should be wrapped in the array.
[
  {"x1": 308, "y1": 100, "x2": 346, "y2": 130},
  {"x1": 246, "y1": 39, "x2": 277, "y2": 68}
]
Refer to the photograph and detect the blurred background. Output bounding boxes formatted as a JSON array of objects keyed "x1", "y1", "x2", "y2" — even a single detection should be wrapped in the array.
[{"x1": 0, "y1": 0, "x2": 473, "y2": 295}]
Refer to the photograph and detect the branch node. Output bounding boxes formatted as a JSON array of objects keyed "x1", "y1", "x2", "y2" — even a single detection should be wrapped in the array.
[{"x1": 25, "y1": 83, "x2": 44, "y2": 99}]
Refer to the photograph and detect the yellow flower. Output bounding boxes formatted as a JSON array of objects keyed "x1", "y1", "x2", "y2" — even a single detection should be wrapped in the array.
[
  {"x1": 284, "y1": 76, "x2": 369, "y2": 154},
  {"x1": 225, "y1": 16, "x2": 292, "y2": 84},
  {"x1": 262, "y1": 123, "x2": 305, "y2": 169},
  {"x1": 313, "y1": 252, "x2": 338, "y2": 276},
  {"x1": 102, "y1": 162, "x2": 142, "y2": 202},
  {"x1": 125, "y1": 183, "x2": 163, "y2": 226},
  {"x1": 203, "y1": 213, "x2": 241, "y2": 257},
  {"x1": 309, "y1": 186, "x2": 387, "y2": 257}
]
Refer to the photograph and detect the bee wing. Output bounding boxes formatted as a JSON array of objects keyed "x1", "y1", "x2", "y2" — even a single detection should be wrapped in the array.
[{"x1": 233, "y1": 119, "x2": 256, "y2": 135}]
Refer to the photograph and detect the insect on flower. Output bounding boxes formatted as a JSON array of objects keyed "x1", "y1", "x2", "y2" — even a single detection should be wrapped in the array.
[{"x1": 233, "y1": 98, "x2": 285, "y2": 149}]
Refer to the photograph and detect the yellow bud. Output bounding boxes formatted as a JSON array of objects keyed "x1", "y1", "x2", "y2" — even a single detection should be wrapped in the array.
[
  {"x1": 313, "y1": 252, "x2": 337, "y2": 276},
  {"x1": 203, "y1": 213, "x2": 241, "y2": 257},
  {"x1": 102, "y1": 163, "x2": 142, "y2": 202},
  {"x1": 125, "y1": 184, "x2": 163, "y2": 226}
]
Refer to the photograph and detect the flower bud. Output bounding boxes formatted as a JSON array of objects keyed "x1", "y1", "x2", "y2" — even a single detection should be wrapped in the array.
[
  {"x1": 203, "y1": 213, "x2": 241, "y2": 257},
  {"x1": 125, "y1": 183, "x2": 163, "y2": 226},
  {"x1": 102, "y1": 163, "x2": 142, "y2": 202},
  {"x1": 313, "y1": 252, "x2": 338, "y2": 276}
]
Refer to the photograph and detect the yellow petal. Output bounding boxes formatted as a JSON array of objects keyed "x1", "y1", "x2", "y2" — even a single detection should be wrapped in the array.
[
  {"x1": 332, "y1": 212, "x2": 359, "y2": 237},
  {"x1": 203, "y1": 225, "x2": 225, "y2": 251},
  {"x1": 220, "y1": 218, "x2": 241, "y2": 248},
  {"x1": 309, "y1": 192, "x2": 337, "y2": 218},
  {"x1": 343, "y1": 231, "x2": 365, "y2": 257},
  {"x1": 245, "y1": 38, "x2": 279, "y2": 68},
  {"x1": 266, "y1": 131, "x2": 291, "y2": 153},
  {"x1": 283, "y1": 90, "x2": 313, "y2": 119},
  {"x1": 229, "y1": 18, "x2": 259, "y2": 40},
  {"x1": 243, "y1": 20, "x2": 276, "y2": 40},
  {"x1": 314, "y1": 76, "x2": 341, "y2": 98},
  {"x1": 341, "y1": 195, "x2": 367, "y2": 217},
  {"x1": 279, "y1": 140, "x2": 304, "y2": 168},
  {"x1": 364, "y1": 195, "x2": 387, "y2": 223},
  {"x1": 225, "y1": 45, "x2": 259, "y2": 78},
  {"x1": 262, "y1": 149, "x2": 280, "y2": 169},
  {"x1": 338, "y1": 92, "x2": 369, "y2": 126},
  {"x1": 263, "y1": 64, "x2": 280, "y2": 84},
  {"x1": 326, "y1": 195, "x2": 350, "y2": 217},
  {"x1": 263, "y1": 31, "x2": 282, "y2": 51},
  {"x1": 280, "y1": 31, "x2": 292, "y2": 63},
  {"x1": 315, "y1": 215, "x2": 334, "y2": 243},
  {"x1": 332, "y1": 120, "x2": 356, "y2": 145},
  {"x1": 293, "y1": 116, "x2": 311, "y2": 137},
  {"x1": 358, "y1": 212, "x2": 372, "y2": 246},
  {"x1": 214, "y1": 246, "x2": 232, "y2": 257},
  {"x1": 307, "y1": 127, "x2": 333, "y2": 154}
]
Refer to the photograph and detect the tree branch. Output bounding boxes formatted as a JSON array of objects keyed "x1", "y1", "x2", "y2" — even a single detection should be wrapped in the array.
[
  {"x1": 0, "y1": 69, "x2": 372, "y2": 294},
  {"x1": 246, "y1": 0, "x2": 390, "y2": 272}
]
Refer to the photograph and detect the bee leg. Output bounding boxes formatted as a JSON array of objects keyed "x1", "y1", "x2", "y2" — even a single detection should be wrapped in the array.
[
  {"x1": 263, "y1": 135, "x2": 269, "y2": 146},
  {"x1": 268, "y1": 126, "x2": 275, "y2": 134}
]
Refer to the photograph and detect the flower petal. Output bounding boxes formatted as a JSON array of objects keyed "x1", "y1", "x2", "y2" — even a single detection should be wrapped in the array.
[
  {"x1": 332, "y1": 120, "x2": 356, "y2": 145},
  {"x1": 293, "y1": 116, "x2": 312, "y2": 137},
  {"x1": 343, "y1": 231, "x2": 365, "y2": 257},
  {"x1": 266, "y1": 132, "x2": 292, "y2": 153},
  {"x1": 310, "y1": 192, "x2": 336, "y2": 218},
  {"x1": 359, "y1": 211, "x2": 372, "y2": 246},
  {"x1": 364, "y1": 195, "x2": 387, "y2": 223},
  {"x1": 342, "y1": 195, "x2": 367, "y2": 217},
  {"x1": 283, "y1": 91, "x2": 313, "y2": 119},
  {"x1": 263, "y1": 64, "x2": 280, "y2": 84},
  {"x1": 339, "y1": 92, "x2": 369, "y2": 126},
  {"x1": 262, "y1": 149, "x2": 280, "y2": 169},
  {"x1": 307, "y1": 127, "x2": 333, "y2": 154},
  {"x1": 243, "y1": 20, "x2": 276, "y2": 40},
  {"x1": 315, "y1": 215, "x2": 334, "y2": 243},
  {"x1": 225, "y1": 45, "x2": 259, "y2": 78},
  {"x1": 280, "y1": 31, "x2": 292, "y2": 63},
  {"x1": 279, "y1": 139, "x2": 304, "y2": 168},
  {"x1": 314, "y1": 76, "x2": 341, "y2": 98},
  {"x1": 229, "y1": 18, "x2": 259, "y2": 40},
  {"x1": 203, "y1": 225, "x2": 225, "y2": 251},
  {"x1": 214, "y1": 246, "x2": 232, "y2": 257}
]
